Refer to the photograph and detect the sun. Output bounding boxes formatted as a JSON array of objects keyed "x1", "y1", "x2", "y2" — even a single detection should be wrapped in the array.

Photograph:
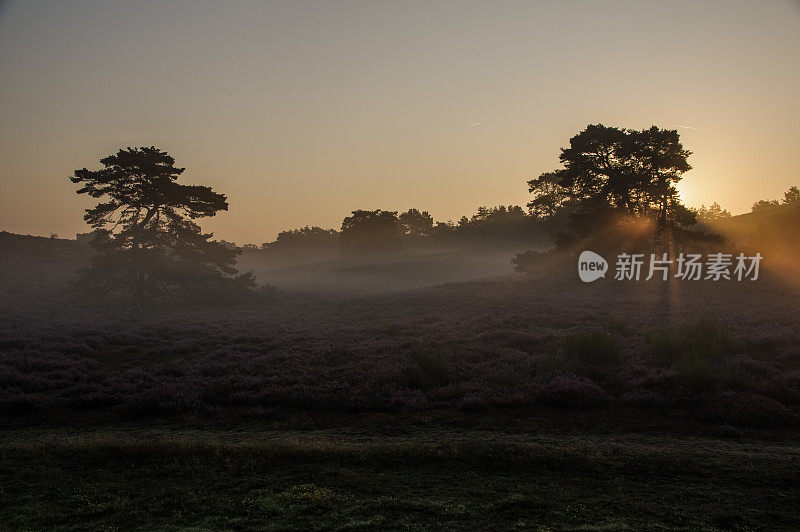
[{"x1": 676, "y1": 179, "x2": 698, "y2": 208}]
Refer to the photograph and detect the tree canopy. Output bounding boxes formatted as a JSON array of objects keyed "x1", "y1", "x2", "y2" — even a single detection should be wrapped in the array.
[
  {"x1": 340, "y1": 210, "x2": 402, "y2": 252},
  {"x1": 398, "y1": 209, "x2": 434, "y2": 238},
  {"x1": 751, "y1": 199, "x2": 780, "y2": 213},
  {"x1": 270, "y1": 226, "x2": 339, "y2": 248},
  {"x1": 528, "y1": 124, "x2": 695, "y2": 230},
  {"x1": 696, "y1": 202, "x2": 731, "y2": 224},
  {"x1": 71, "y1": 147, "x2": 254, "y2": 306},
  {"x1": 783, "y1": 186, "x2": 800, "y2": 206}
]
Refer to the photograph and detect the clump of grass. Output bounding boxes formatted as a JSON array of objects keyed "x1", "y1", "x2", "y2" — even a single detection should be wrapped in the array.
[
  {"x1": 554, "y1": 330, "x2": 622, "y2": 367},
  {"x1": 646, "y1": 318, "x2": 741, "y2": 364},
  {"x1": 672, "y1": 351, "x2": 718, "y2": 394},
  {"x1": 402, "y1": 347, "x2": 451, "y2": 390},
  {"x1": 537, "y1": 331, "x2": 622, "y2": 382},
  {"x1": 647, "y1": 319, "x2": 744, "y2": 394}
]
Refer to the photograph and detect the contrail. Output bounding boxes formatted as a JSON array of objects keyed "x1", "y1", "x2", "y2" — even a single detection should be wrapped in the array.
[
  {"x1": 669, "y1": 124, "x2": 700, "y2": 130},
  {"x1": 468, "y1": 122, "x2": 482, "y2": 128}
]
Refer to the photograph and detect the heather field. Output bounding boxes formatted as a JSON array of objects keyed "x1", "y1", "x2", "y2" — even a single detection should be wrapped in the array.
[
  {"x1": 3, "y1": 267, "x2": 800, "y2": 421},
  {"x1": 2, "y1": 234, "x2": 800, "y2": 529}
]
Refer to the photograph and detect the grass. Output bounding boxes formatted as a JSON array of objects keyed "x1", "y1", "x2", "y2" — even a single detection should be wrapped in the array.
[{"x1": 2, "y1": 423, "x2": 799, "y2": 530}]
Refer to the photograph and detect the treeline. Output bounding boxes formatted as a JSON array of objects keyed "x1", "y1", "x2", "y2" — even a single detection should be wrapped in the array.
[
  {"x1": 749, "y1": 185, "x2": 800, "y2": 214},
  {"x1": 693, "y1": 185, "x2": 800, "y2": 224},
  {"x1": 224, "y1": 183, "x2": 799, "y2": 253},
  {"x1": 255, "y1": 123, "x2": 703, "y2": 254},
  {"x1": 257, "y1": 205, "x2": 539, "y2": 252}
]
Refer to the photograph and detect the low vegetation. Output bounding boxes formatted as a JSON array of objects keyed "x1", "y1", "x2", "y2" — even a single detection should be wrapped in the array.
[{"x1": 1, "y1": 271, "x2": 798, "y2": 427}]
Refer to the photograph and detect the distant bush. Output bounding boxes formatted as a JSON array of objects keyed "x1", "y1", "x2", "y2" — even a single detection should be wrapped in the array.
[{"x1": 511, "y1": 250, "x2": 548, "y2": 274}]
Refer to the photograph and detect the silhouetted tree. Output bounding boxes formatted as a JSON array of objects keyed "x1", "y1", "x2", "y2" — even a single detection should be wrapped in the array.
[
  {"x1": 783, "y1": 186, "x2": 800, "y2": 206},
  {"x1": 217, "y1": 239, "x2": 238, "y2": 250},
  {"x1": 70, "y1": 146, "x2": 254, "y2": 307},
  {"x1": 527, "y1": 170, "x2": 570, "y2": 219},
  {"x1": 530, "y1": 124, "x2": 694, "y2": 231},
  {"x1": 399, "y1": 209, "x2": 434, "y2": 238},
  {"x1": 431, "y1": 205, "x2": 533, "y2": 242},
  {"x1": 431, "y1": 220, "x2": 455, "y2": 237},
  {"x1": 76, "y1": 229, "x2": 102, "y2": 245},
  {"x1": 270, "y1": 226, "x2": 339, "y2": 248},
  {"x1": 469, "y1": 205, "x2": 526, "y2": 226},
  {"x1": 340, "y1": 209, "x2": 401, "y2": 252},
  {"x1": 696, "y1": 202, "x2": 731, "y2": 223},
  {"x1": 751, "y1": 199, "x2": 780, "y2": 213}
]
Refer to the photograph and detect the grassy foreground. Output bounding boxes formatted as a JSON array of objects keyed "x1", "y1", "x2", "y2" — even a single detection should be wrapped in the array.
[{"x1": 2, "y1": 413, "x2": 799, "y2": 530}]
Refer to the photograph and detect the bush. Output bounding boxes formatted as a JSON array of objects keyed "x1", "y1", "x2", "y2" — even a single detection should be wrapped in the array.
[
  {"x1": 699, "y1": 392, "x2": 799, "y2": 428},
  {"x1": 552, "y1": 331, "x2": 622, "y2": 367},
  {"x1": 673, "y1": 352, "x2": 718, "y2": 394},
  {"x1": 511, "y1": 250, "x2": 547, "y2": 273},
  {"x1": 647, "y1": 318, "x2": 741, "y2": 364},
  {"x1": 538, "y1": 376, "x2": 607, "y2": 407},
  {"x1": 402, "y1": 347, "x2": 450, "y2": 390}
]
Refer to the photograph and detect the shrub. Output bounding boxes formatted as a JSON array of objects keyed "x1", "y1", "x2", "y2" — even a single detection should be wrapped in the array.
[
  {"x1": 402, "y1": 347, "x2": 450, "y2": 390},
  {"x1": 511, "y1": 250, "x2": 547, "y2": 273},
  {"x1": 647, "y1": 318, "x2": 741, "y2": 364},
  {"x1": 0, "y1": 389, "x2": 47, "y2": 415},
  {"x1": 717, "y1": 356, "x2": 767, "y2": 392},
  {"x1": 621, "y1": 389, "x2": 674, "y2": 408},
  {"x1": 699, "y1": 392, "x2": 799, "y2": 428},
  {"x1": 673, "y1": 351, "x2": 718, "y2": 394},
  {"x1": 552, "y1": 330, "x2": 622, "y2": 367},
  {"x1": 538, "y1": 375, "x2": 607, "y2": 407}
]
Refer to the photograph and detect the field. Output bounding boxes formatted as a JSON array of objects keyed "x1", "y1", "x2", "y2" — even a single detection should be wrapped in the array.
[{"x1": 1, "y1": 231, "x2": 800, "y2": 529}]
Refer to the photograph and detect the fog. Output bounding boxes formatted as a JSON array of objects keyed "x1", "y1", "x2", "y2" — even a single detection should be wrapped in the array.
[{"x1": 236, "y1": 242, "x2": 547, "y2": 295}]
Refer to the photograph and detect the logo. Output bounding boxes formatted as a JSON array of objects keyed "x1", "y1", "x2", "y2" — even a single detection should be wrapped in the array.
[
  {"x1": 577, "y1": 251, "x2": 762, "y2": 282},
  {"x1": 578, "y1": 250, "x2": 608, "y2": 282}
]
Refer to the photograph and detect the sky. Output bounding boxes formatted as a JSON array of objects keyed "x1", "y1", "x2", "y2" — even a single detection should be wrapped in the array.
[{"x1": 1, "y1": 0, "x2": 799, "y2": 244}]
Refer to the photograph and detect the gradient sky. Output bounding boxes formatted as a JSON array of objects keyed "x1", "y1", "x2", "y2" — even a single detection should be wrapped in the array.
[{"x1": 1, "y1": 0, "x2": 798, "y2": 244}]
